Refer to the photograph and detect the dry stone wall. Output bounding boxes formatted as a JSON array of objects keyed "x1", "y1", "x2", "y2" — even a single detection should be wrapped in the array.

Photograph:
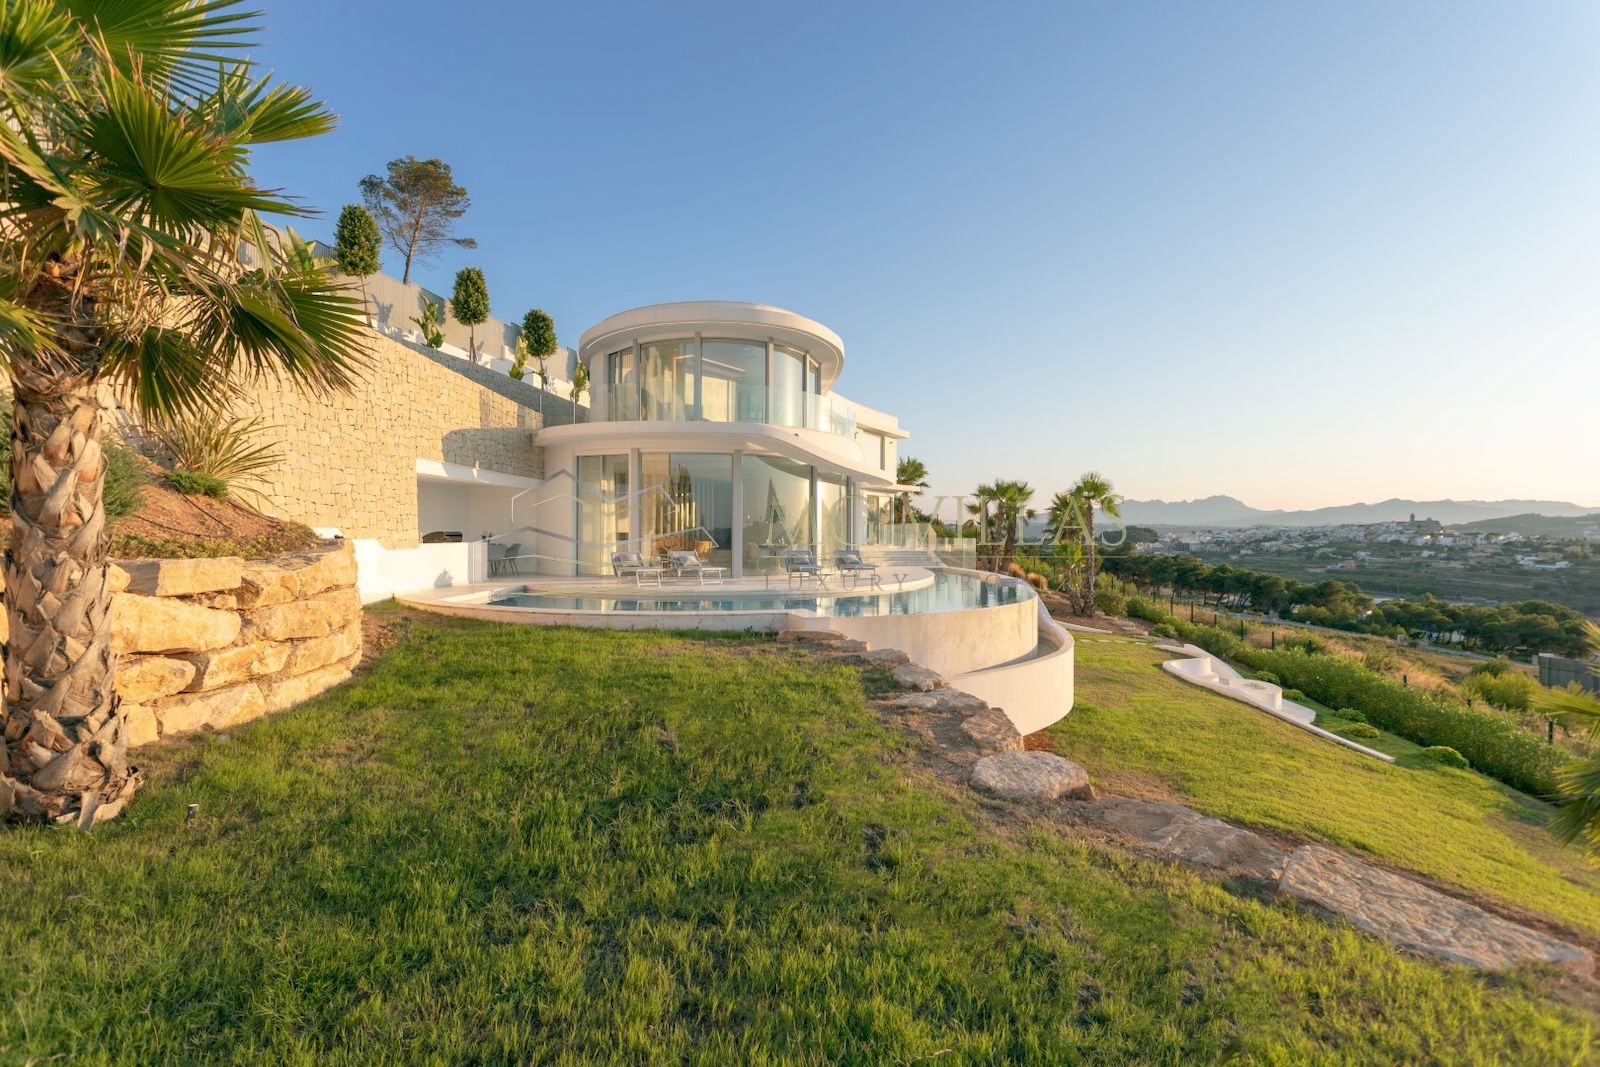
[
  {"x1": 221, "y1": 332, "x2": 546, "y2": 547},
  {"x1": 102, "y1": 542, "x2": 361, "y2": 748}
]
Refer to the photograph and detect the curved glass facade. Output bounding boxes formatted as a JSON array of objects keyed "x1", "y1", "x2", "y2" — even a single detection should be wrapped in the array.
[{"x1": 594, "y1": 337, "x2": 850, "y2": 435}]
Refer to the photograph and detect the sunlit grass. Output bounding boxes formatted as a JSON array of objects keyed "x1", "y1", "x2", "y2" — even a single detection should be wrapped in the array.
[
  {"x1": 1054, "y1": 636, "x2": 1600, "y2": 937},
  {"x1": 0, "y1": 610, "x2": 1592, "y2": 1063}
]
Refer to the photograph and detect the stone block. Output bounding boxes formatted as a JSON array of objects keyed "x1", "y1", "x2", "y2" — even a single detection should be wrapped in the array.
[
  {"x1": 892, "y1": 664, "x2": 946, "y2": 691},
  {"x1": 279, "y1": 623, "x2": 362, "y2": 675},
  {"x1": 107, "y1": 564, "x2": 130, "y2": 594},
  {"x1": 260, "y1": 661, "x2": 352, "y2": 714},
  {"x1": 111, "y1": 593, "x2": 240, "y2": 654},
  {"x1": 123, "y1": 703, "x2": 159, "y2": 748},
  {"x1": 157, "y1": 682, "x2": 264, "y2": 736},
  {"x1": 959, "y1": 709, "x2": 1024, "y2": 755},
  {"x1": 241, "y1": 587, "x2": 360, "y2": 642},
  {"x1": 235, "y1": 543, "x2": 355, "y2": 608},
  {"x1": 183, "y1": 641, "x2": 292, "y2": 691},
  {"x1": 120, "y1": 556, "x2": 244, "y2": 597},
  {"x1": 116, "y1": 655, "x2": 197, "y2": 703}
]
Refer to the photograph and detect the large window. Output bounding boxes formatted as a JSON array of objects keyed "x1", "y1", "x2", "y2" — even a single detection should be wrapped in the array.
[
  {"x1": 641, "y1": 453, "x2": 733, "y2": 568},
  {"x1": 771, "y1": 345, "x2": 806, "y2": 428},
  {"x1": 640, "y1": 339, "x2": 695, "y2": 421},
  {"x1": 605, "y1": 347, "x2": 637, "y2": 421},
  {"x1": 741, "y1": 455, "x2": 812, "y2": 575},
  {"x1": 700, "y1": 339, "x2": 766, "y2": 423},
  {"x1": 576, "y1": 454, "x2": 629, "y2": 575}
]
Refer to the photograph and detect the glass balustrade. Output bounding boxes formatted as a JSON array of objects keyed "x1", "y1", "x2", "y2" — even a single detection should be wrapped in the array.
[{"x1": 585, "y1": 381, "x2": 857, "y2": 438}]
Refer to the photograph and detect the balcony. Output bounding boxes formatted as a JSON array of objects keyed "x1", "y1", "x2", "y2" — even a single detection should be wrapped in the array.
[{"x1": 587, "y1": 382, "x2": 858, "y2": 438}]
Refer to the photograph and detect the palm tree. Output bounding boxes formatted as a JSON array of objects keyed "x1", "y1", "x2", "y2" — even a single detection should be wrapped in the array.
[
  {"x1": 0, "y1": 2, "x2": 367, "y2": 826},
  {"x1": 990, "y1": 479, "x2": 1035, "y2": 573},
  {"x1": 1066, "y1": 471, "x2": 1120, "y2": 614},
  {"x1": 894, "y1": 456, "x2": 928, "y2": 524},
  {"x1": 1541, "y1": 623, "x2": 1600, "y2": 859},
  {"x1": 1044, "y1": 490, "x2": 1086, "y2": 606},
  {"x1": 966, "y1": 482, "x2": 997, "y2": 568}
]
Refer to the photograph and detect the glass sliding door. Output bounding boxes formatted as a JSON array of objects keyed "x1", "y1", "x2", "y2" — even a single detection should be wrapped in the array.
[
  {"x1": 576, "y1": 453, "x2": 629, "y2": 575},
  {"x1": 816, "y1": 472, "x2": 851, "y2": 561},
  {"x1": 640, "y1": 452, "x2": 733, "y2": 568},
  {"x1": 740, "y1": 455, "x2": 812, "y2": 576},
  {"x1": 700, "y1": 339, "x2": 766, "y2": 423}
]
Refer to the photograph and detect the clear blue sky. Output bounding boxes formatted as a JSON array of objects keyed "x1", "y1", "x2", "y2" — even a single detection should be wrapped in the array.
[{"x1": 253, "y1": 0, "x2": 1600, "y2": 510}]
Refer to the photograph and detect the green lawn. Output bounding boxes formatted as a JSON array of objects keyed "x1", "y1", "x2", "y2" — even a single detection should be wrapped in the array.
[
  {"x1": 1054, "y1": 635, "x2": 1600, "y2": 939},
  {"x1": 0, "y1": 610, "x2": 1594, "y2": 1064}
]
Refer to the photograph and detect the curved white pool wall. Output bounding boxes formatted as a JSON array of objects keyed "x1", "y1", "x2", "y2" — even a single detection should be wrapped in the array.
[
  {"x1": 800, "y1": 585, "x2": 1036, "y2": 676},
  {"x1": 950, "y1": 598, "x2": 1075, "y2": 734}
]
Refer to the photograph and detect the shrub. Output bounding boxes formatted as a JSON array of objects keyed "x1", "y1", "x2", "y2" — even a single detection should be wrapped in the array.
[
  {"x1": 149, "y1": 415, "x2": 282, "y2": 507},
  {"x1": 1462, "y1": 669, "x2": 1536, "y2": 713},
  {"x1": 1423, "y1": 746, "x2": 1470, "y2": 769},
  {"x1": 1151, "y1": 623, "x2": 1178, "y2": 640},
  {"x1": 1338, "y1": 722, "x2": 1380, "y2": 739},
  {"x1": 1468, "y1": 657, "x2": 1518, "y2": 678},
  {"x1": 1283, "y1": 689, "x2": 1305, "y2": 702},
  {"x1": 1126, "y1": 596, "x2": 1164, "y2": 623},
  {"x1": 1337, "y1": 708, "x2": 1368, "y2": 724},
  {"x1": 1363, "y1": 647, "x2": 1397, "y2": 672},
  {"x1": 1094, "y1": 585, "x2": 1127, "y2": 617},
  {"x1": 1254, "y1": 671, "x2": 1281, "y2": 686},
  {"x1": 109, "y1": 523, "x2": 322, "y2": 561},
  {"x1": 163, "y1": 469, "x2": 228, "y2": 499}
]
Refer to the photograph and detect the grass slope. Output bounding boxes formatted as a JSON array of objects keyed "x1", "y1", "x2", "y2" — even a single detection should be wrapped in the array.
[
  {"x1": 0, "y1": 611, "x2": 1592, "y2": 1063},
  {"x1": 1053, "y1": 636, "x2": 1600, "y2": 939}
]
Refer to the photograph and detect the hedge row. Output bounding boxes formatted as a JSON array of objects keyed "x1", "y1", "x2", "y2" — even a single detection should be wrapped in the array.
[{"x1": 1127, "y1": 598, "x2": 1564, "y2": 797}]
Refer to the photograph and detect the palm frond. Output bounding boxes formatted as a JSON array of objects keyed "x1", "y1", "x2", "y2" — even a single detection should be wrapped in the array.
[
  {"x1": 57, "y1": 0, "x2": 257, "y2": 95},
  {"x1": 195, "y1": 64, "x2": 335, "y2": 145}
]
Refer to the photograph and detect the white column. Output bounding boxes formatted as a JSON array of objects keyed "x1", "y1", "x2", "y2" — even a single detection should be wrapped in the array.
[
  {"x1": 629, "y1": 448, "x2": 642, "y2": 556},
  {"x1": 730, "y1": 449, "x2": 744, "y2": 579}
]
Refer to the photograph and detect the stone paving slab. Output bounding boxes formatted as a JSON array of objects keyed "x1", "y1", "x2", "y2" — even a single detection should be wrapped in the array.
[
  {"x1": 1076, "y1": 798, "x2": 1287, "y2": 884},
  {"x1": 885, "y1": 690, "x2": 991, "y2": 716},
  {"x1": 1279, "y1": 845, "x2": 1593, "y2": 975},
  {"x1": 970, "y1": 752, "x2": 1092, "y2": 802}
]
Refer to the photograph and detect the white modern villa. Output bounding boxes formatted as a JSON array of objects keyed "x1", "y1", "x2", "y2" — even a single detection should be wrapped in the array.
[{"x1": 529, "y1": 301, "x2": 910, "y2": 577}]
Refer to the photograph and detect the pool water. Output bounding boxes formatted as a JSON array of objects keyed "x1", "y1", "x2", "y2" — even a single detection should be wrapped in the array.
[{"x1": 488, "y1": 571, "x2": 1035, "y2": 616}]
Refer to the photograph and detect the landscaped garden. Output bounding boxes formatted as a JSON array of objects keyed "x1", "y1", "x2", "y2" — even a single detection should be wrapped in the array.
[{"x1": 0, "y1": 609, "x2": 1593, "y2": 1064}]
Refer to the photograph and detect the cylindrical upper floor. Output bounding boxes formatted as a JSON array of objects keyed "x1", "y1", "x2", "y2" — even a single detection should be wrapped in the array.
[{"x1": 576, "y1": 302, "x2": 855, "y2": 436}]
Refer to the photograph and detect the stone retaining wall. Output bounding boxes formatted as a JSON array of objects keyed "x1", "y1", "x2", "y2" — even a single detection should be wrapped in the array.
[{"x1": 105, "y1": 542, "x2": 361, "y2": 747}]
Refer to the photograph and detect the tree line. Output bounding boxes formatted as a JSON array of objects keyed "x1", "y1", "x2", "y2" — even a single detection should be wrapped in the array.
[{"x1": 1102, "y1": 552, "x2": 1595, "y2": 658}]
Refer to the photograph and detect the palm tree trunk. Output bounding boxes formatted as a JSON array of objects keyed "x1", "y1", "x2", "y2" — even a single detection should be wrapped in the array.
[
  {"x1": 1, "y1": 274, "x2": 138, "y2": 826},
  {"x1": 1083, "y1": 512, "x2": 1097, "y2": 614}
]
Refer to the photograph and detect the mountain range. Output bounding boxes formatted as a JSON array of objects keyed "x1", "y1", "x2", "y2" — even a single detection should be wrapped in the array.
[{"x1": 1117, "y1": 495, "x2": 1600, "y2": 529}]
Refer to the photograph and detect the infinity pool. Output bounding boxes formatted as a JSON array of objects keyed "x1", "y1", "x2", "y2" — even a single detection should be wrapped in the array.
[{"x1": 488, "y1": 571, "x2": 1034, "y2": 616}]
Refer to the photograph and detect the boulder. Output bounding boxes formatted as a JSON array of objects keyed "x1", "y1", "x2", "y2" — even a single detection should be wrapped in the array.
[
  {"x1": 157, "y1": 682, "x2": 265, "y2": 736},
  {"x1": 959, "y1": 709, "x2": 1024, "y2": 755},
  {"x1": 856, "y1": 648, "x2": 911, "y2": 668},
  {"x1": 119, "y1": 556, "x2": 244, "y2": 598},
  {"x1": 1077, "y1": 799, "x2": 1286, "y2": 884},
  {"x1": 241, "y1": 587, "x2": 360, "y2": 642},
  {"x1": 1278, "y1": 845, "x2": 1592, "y2": 975},
  {"x1": 115, "y1": 655, "x2": 197, "y2": 703},
  {"x1": 891, "y1": 664, "x2": 946, "y2": 691},
  {"x1": 182, "y1": 641, "x2": 292, "y2": 691},
  {"x1": 260, "y1": 661, "x2": 352, "y2": 714},
  {"x1": 111, "y1": 593, "x2": 240, "y2": 654},
  {"x1": 970, "y1": 751, "x2": 1093, "y2": 803}
]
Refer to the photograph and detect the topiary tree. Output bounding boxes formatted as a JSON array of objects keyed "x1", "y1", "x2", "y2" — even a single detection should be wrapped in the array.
[
  {"x1": 332, "y1": 204, "x2": 382, "y2": 325},
  {"x1": 520, "y1": 308, "x2": 557, "y2": 412},
  {"x1": 451, "y1": 267, "x2": 490, "y2": 361}
]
